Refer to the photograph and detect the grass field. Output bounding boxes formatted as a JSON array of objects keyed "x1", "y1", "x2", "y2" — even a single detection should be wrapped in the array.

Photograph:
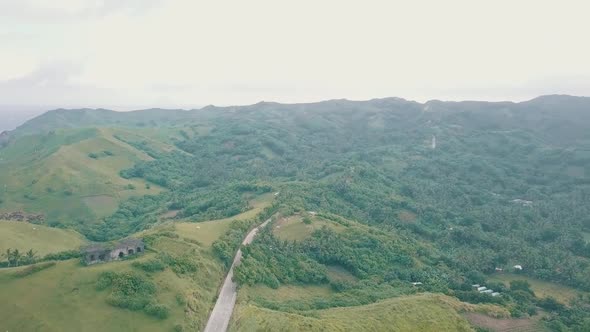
[
  {"x1": 463, "y1": 312, "x2": 549, "y2": 332},
  {"x1": 0, "y1": 193, "x2": 278, "y2": 332},
  {"x1": 488, "y1": 273, "x2": 585, "y2": 303},
  {"x1": 230, "y1": 293, "x2": 476, "y2": 332},
  {"x1": 0, "y1": 224, "x2": 227, "y2": 332},
  {"x1": 240, "y1": 283, "x2": 335, "y2": 303},
  {"x1": 0, "y1": 221, "x2": 86, "y2": 255},
  {"x1": 583, "y1": 231, "x2": 590, "y2": 243},
  {"x1": 174, "y1": 192, "x2": 275, "y2": 246},
  {"x1": 273, "y1": 214, "x2": 345, "y2": 242},
  {"x1": 0, "y1": 128, "x2": 168, "y2": 227},
  {"x1": 326, "y1": 265, "x2": 358, "y2": 283}
]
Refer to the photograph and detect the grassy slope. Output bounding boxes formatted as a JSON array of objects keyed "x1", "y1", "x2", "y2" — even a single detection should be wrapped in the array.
[
  {"x1": 0, "y1": 221, "x2": 86, "y2": 255},
  {"x1": 273, "y1": 214, "x2": 346, "y2": 242},
  {"x1": 174, "y1": 192, "x2": 275, "y2": 246},
  {"x1": 0, "y1": 193, "x2": 275, "y2": 332},
  {"x1": 0, "y1": 259, "x2": 178, "y2": 332},
  {"x1": 230, "y1": 293, "x2": 476, "y2": 332},
  {"x1": 0, "y1": 128, "x2": 170, "y2": 224},
  {"x1": 0, "y1": 230, "x2": 222, "y2": 332},
  {"x1": 488, "y1": 273, "x2": 587, "y2": 303}
]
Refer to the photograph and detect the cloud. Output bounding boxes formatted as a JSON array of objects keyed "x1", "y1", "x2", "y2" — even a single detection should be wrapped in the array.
[
  {"x1": 0, "y1": 61, "x2": 127, "y2": 107},
  {"x1": 1, "y1": 0, "x2": 589, "y2": 107},
  {"x1": 0, "y1": 0, "x2": 161, "y2": 22}
]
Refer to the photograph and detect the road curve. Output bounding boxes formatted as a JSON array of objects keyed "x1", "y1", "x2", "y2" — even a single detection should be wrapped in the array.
[{"x1": 203, "y1": 218, "x2": 271, "y2": 332}]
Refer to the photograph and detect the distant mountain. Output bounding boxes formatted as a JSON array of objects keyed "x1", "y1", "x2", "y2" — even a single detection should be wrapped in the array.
[
  {"x1": 10, "y1": 95, "x2": 590, "y2": 145},
  {"x1": 11, "y1": 108, "x2": 198, "y2": 137}
]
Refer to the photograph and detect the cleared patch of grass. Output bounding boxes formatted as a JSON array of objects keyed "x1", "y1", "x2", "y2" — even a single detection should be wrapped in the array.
[
  {"x1": 326, "y1": 265, "x2": 358, "y2": 283},
  {"x1": 398, "y1": 209, "x2": 417, "y2": 223},
  {"x1": 583, "y1": 232, "x2": 590, "y2": 243},
  {"x1": 230, "y1": 293, "x2": 476, "y2": 332},
  {"x1": 464, "y1": 312, "x2": 549, "y2": 332},
  {"x1": 0, "y1": 221, "x2": 86, "y2": 256},
  {"x1": 273, "y1": 214, "x2": 345, "y2": 242},
  {"x1": 82, "y1": 195, "x2": 118, "y2": 218},
  {"x1": 488, "y1": 273, "x2": 585, "y2": 303},
  {"x1": 174, "y1": 192, "x2": 275, "y2": 247},
  {"x1": 175, "y1": 220, "x2": 233, "y2": 248}
]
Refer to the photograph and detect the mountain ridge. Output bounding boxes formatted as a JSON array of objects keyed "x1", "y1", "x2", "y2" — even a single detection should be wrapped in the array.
[{"x1": 6, "y1": 94, "x2": 588, "y2": 138}]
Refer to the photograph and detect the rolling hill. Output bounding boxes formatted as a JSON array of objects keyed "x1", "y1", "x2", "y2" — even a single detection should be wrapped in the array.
[
  {"x1": 1, "y1": 95, "x2": 590, "y2": 331},
  {"x1": 0, "y1": 127, "x2": 181, "y2": 230}
]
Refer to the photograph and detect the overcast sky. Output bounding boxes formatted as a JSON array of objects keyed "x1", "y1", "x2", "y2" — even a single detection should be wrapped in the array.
[{"x1": 1, "y1": 0, "x2": 589, "y2": 113}]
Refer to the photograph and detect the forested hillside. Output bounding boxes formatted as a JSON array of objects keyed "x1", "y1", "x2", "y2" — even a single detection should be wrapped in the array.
[{"x1": 1, "y1": 95, "x2": 590, "y2": 331}]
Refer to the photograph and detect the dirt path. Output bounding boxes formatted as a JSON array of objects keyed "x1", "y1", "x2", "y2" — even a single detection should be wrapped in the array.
[{"x1": 203, "y1": 218, "x2": 271, "y2": 332}]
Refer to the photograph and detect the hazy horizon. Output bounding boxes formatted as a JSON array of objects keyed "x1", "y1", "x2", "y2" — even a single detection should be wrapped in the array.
[{"x1": 1, "y1": 0, "x2": 589, "y2": 115}]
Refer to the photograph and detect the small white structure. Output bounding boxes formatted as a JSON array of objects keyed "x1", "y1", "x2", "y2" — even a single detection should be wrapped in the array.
[
  {"x1": 513, "y1": 265, "x2": 523, "y2": 270},
  {"x1": 511, "y1": 199, "x2": 533, "y2": 207},
  {"x1": 495, "y1": 267, "x2": 504, "y2": 272},
  {"x1": 482, "y1": 289, "x2": 493, "y2": 294},
  {"x1": 308, "y1": 211, "x2": 317, "y2": 216},
  {"x1": 492, "y1": 292, "x2": 501, "y2": 297},
  {"x1": 472, "y1": 284, "x2": 480, "y2": 288},
  {"x1": 274, "y1": 192, "x2": 280, "y2": 196},
  {"x1": 411, "y1": 282, "x2": 423, "y2": 286},
  {"x1": 477, "y1": 286, "x2": 487, "y2": 291}
]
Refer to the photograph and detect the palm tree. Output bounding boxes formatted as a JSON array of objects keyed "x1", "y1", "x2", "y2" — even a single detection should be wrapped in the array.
[
  {"x1": 12, "y1": 249, "x2": 22, "y2": 267},
  {"x1": 4, "y1": 248, "x2": 11, "y2": 267},
  {"x1": 24, "y1": 249, "x2": 36, "y2": 265}
]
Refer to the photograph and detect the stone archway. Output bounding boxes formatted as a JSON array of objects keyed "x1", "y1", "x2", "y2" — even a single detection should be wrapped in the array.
[
  {"x1": 118, "y1": 251, "x2": 125, "y2": 258},
  {"x1": 128, "y1": 249, "x2": 134, "y2": 255},
  {"x1": 137, "y1": 247, "x2": 142, "y2": 253}
]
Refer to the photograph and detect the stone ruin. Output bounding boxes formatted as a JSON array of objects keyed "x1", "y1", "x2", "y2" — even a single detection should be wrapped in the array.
[{"x1": 84, "y1": 238, "x2": 145, "y2": 265}]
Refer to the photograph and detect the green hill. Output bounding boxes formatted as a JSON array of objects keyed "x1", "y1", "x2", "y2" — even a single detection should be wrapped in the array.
[
  {"x1": 0, "y1": 222, "x2": 228, "y2": 332},
  {"x1": 0, "y1": 221, "x2": 86, "y2": 256},
  {"x1": 1, "y1": 95, "x2": 590, "y2": 330},
  {"x1": 0, "y1": 127, "x2": 175, "y2": 231}
]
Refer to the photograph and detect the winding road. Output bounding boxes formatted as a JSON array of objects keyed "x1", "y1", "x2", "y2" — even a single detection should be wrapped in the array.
[{"x1": 203, "y1": 218, "x2": 271, "y2": 332}]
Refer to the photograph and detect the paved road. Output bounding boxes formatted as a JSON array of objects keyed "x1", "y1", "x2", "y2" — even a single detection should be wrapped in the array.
[{"x1": 203, "y1": 218, "x2": 271, "y2": 332}]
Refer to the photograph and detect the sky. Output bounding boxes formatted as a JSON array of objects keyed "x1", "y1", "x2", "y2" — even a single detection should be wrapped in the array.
[{"x1": 1, "y1": 0, "x2": 589, "y2": 119}]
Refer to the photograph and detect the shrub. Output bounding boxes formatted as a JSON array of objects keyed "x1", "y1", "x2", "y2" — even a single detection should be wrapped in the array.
[
  {"x1": 537, "y1": 297, "x2": 565, "y2": 312},
  {"x1": 103, "y1": 150, "x2": 114, "y2": 156},
  {"x1": 88, "y1": 152, "x2": 99, "y2": 159},
  {"x1": 132, "y1": 259, "x2": 166, "y2": 272},
  {"x1": 12, "y1": 262, "x2": 56, "y2": 278},
  {"x1": 96, "y1": 271, "x2": 156, "y2": 311},
  {"x1": 510, "y1": 280, "x2": 534, "y2": 295},
  {"x1": 158, "y1": 253, "x2": 198, "y2": 275},
  {"x1": 42, "y1": 250, "x2": 81, "y2": 261},
  {"x1": 144, "y1": 302, "x2": 169, "y2": 319},
  {"x1": 175, "y1": 293, "x2": 186, "y2": 306}
]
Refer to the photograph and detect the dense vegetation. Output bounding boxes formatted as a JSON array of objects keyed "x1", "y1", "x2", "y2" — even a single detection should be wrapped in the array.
[{"x1": 2, "y1": 95, "x2": 590, "y2": 330}]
